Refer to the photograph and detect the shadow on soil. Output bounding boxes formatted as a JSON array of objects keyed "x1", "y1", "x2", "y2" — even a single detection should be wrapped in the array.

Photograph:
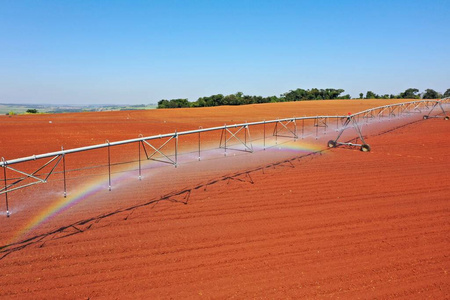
[
  {"x1": 0, "y1": 118, "x2": 426, "y2": 260},
  {"x1": 0, "y1": 149, "x2": 325, "y2": 260}
]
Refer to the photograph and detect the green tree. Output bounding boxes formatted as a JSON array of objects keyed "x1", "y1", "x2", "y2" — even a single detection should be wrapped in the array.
[
  {"x1": 192, "y1": 98, "x2": 206, "y2": 107},
  {"x1": 338, "y1": 94, "x2": 351, "y2": 99},
  {"x1": 172, "y1": 98, "x2": 190, "y2": 108},
  {"x1": 399, "y1": 88, "x2": 420, "y2": 99},
  {"x1": 309, "y1": 88, "x2": 321, "y2": 100},
  {"x1": 157, "y1": 99, "x2": 190, "y2": 108},
  {"x1": 281, "y1": 88, "x2": 346, "y2": 101},
  {"x1": 365, "y1": 91, "x2": 378, "y2": 99},
  {"x1": 224, "y1": 92, "x2": 245, "y2": 105},
  {"x1": 26, "y1": 109, "x2": 38, "y2": 114},
  {"x1": 157, "y1": 99, "x2": 170, "y2": 108},
  {"x1": 267, "y1": 96, "x2": 279, "y2": 103},
  {"x1": 282, "y1": 88, "x2": 307, "y2": 101},
  {"x1": 443, "y1": 88, "x2": 450, "y2": 98},
  {"x1": 422, "y1": 89, "x2": 441, "y2": 99},
  {"x1": 194, "y1": 94, "x2": 225, "y2": 107},
  {"x1": 359, "y1": 93, "x2": 364, "y2": 99},
  {"x1": 322, "y1": 88, "x2": 344, "y2": 99},
  {"x1": 241, "y1": 95, "x2": 255, "y2": 105}
]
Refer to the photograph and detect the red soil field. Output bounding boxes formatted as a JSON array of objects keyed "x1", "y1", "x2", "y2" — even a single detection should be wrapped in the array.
[{"x1": 0, "y1": 100, "x2": 449, "y2": 298}]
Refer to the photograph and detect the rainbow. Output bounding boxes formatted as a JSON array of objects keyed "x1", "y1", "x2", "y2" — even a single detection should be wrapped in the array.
[
  {"x1": 10, "y1": 137, "x2": 325, "y2": 244},
  {"x1": 252, "y1": 135, "x2": 325, "y2": 153},
  {"x1": 10, "y1": 176, "x2": 109, "y2": 244},
  {"x1": 9, "y1": 160, "x2": 149, "y2": 244}
]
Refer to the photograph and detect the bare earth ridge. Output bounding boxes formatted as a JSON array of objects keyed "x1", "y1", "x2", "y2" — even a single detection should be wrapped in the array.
[{"x1": 0, "y1": 100, "x2": 449, "y2": 299}]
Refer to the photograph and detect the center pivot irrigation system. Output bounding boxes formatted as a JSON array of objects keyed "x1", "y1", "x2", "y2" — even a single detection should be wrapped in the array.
[{"x1": 1, "y1": 99, "x2": 449, "y2": 217}]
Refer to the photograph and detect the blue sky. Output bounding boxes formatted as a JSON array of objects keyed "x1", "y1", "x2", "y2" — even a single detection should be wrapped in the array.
[{"x1": 1, "y1": 0, "x2": 449, "y2": 105}]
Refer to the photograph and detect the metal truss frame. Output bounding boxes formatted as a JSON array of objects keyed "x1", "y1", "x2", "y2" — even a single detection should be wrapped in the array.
[
  {"x1": 423, "y1": 101, "x2": 449, "y2": 120},
  {"x1": 1, "y1": 154, "x2": 65, "y2": 217},
  {"x1": 327, "y1": 116, "x2": 371, "y2": 152},
  {"x1": 273, "y1": 119, "x2": 298, "y2": 140},
  {"x1": 314, "y1": 117, "x2": 329, "y2": 138},
  {"x1": 140, "y1": 134, "x2": 178, "y2": 166},
  {"x1": 219, "y1": 124, "x2": 253, "y2": 154}
]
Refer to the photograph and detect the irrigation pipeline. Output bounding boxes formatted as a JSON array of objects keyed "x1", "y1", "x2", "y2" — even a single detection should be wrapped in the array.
[
  {"x1": 1, "y1": 99, "x2": 449, "y2": 217},
  {"x1": 1, "y1": 99, "x2": 448, "y2": 167}
]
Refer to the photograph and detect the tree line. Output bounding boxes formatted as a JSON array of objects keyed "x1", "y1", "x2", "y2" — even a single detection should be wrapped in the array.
[
  {"x1": 157, "y1": 87, "x2": 450, "y2": 109},
  {"x1": 360, "y1": 88, "x2": 450, "y2": 100}
]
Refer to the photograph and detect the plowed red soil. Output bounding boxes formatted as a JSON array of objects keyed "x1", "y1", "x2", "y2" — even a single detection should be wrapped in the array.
[{"x1": 0, "y1": 100, "x2": 449, "y2": 299}]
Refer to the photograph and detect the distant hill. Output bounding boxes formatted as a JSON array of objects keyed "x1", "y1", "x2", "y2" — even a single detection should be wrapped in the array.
[{"x1": 0, "y1": 103, "x2": 157, "y2": 115}]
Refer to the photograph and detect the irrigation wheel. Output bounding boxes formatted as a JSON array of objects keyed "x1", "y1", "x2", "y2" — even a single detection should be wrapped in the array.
[
  {"x1": 327, "y1": 140, "x2": 336, "y2": 148},
  {"x1": 423, "y1": 115, "x2": 429, "y2": 120},
  {"x1": 445, "y1": 116, "x2": 449, "y2": 120},
  {"x1": 361, "y1": 144, "x2": 371, "y2": 152}
]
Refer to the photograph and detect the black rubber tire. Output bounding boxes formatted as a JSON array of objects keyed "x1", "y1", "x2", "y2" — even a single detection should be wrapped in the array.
[
  {"x1": 361, "y1": 144, "x2": 371, "y2": 152},
  {"x1": 327, "y1": 140, "x2": 336, "y2": 148},
  {"x1": 423, "y1": 115, "x2": 429, "y2": 120}
]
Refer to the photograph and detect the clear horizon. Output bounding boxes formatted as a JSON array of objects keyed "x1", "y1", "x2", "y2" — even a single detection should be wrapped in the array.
[{"x1": 1, "y1": 0, "x2": 449, "y2": 105}]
